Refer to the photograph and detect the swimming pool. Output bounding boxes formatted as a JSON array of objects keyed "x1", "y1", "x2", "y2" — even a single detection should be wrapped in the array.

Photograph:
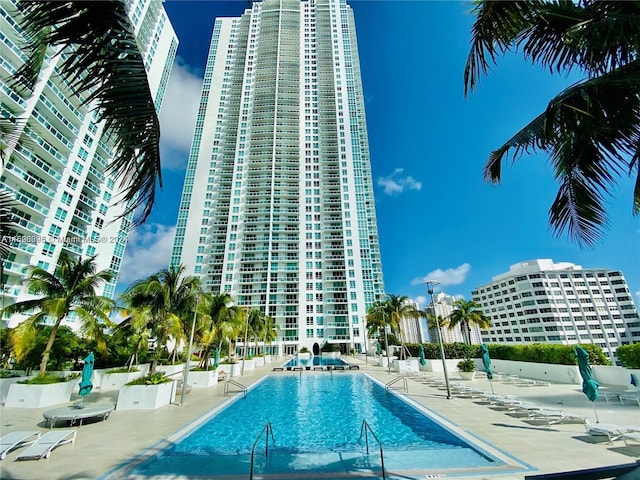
[
  {"x1": 107, "y1": 374, "x2": 530, "y2": 479},
  {"x1": 282, "y1": 355, "x2": 349, "y2": 367}
]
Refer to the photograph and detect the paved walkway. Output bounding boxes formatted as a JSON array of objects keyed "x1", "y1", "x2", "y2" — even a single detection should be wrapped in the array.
[{"x1": 1, "y1": 357, "x2": 639, "y2": 479}]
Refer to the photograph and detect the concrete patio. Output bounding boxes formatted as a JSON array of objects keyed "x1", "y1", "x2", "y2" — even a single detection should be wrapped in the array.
[{"x1": 1, "y1": 356, "x2": 639, "y2": 479}]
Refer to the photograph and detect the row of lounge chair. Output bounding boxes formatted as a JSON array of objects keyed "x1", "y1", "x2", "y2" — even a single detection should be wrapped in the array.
[
  {"x1": 413, "y1": 373, "x2": 640, "y2": 444},
  {"x1": 0, "y1": 430, "x2": 76, "y2": 460},
  {"x1": 272, "y1": 363, "x2": 360, "y2": 372}
]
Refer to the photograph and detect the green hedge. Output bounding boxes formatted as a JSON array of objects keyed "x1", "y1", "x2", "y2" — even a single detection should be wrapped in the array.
[
  {"x1": 404, "y1": 342, "x2": 610, "y2": 366},
  {"x1": 616, "y1": 344, "x2": 640, "y2": 368}
]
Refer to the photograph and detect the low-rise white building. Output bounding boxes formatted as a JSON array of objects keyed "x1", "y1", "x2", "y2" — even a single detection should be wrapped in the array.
[{"x1": 472, "y1": 259, "x2": 639, "y2": 364}]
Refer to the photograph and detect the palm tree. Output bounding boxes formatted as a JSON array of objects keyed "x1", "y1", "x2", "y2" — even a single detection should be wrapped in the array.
[
  {"x1": 121, "y1": 265, "x2": 200, "y2": 374},
  {"x1": 464, "y1": 1, "x2": 640, "y2": 247},
  {"x1": 383, "y1": 294, "x2": 420, "y2": 360},
  {"x1": 0, "y1": 252, "x2": 114, "y2": 376},
  {"x1": 195, "y1": 292, "x2": 234, "y2": 369},
  {"x1": 8, "y1": 1, "x2": 163, "y2": 226},
  {"x1": 366, "y1": 300, "x2": 389, "y2": 354},
  {"x1": 446, "y1": 299, "x2": 491, "y2": 345},
  {"x1": 366, "y1": 295, "x2": 420, "y2": 364},
  {"x1": 262, "y1": 314, "x2": 277, "y2": 356}
]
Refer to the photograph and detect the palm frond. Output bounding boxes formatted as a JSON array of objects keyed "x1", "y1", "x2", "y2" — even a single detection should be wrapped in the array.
[
  {"x1": 0, "y1": 189, "x2": 18, "y2": 259},
  {"x1": 464, "y1": 0, "x2": 542, "y2": 96},
  {"x1": 485, "y1": 61, "x2": 640, "y2": 247},
  {"x1": 465, "y1": 1, "x2": 640, "y2": 95},
  {"x1": 14, "y1": 1, "x2": 162, "y2": 226}
]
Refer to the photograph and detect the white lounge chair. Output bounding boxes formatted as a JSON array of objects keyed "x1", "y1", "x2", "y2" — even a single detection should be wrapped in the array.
[
  {"x1": 619, "y1": 391, "x2": 640, "y2": 406},
  {"x1": 16, "y1": 430, "x2": 76, "y2": 460},
  {"x1": 585, "y1": 423, "x2": 640, "y2": 444},
  {"x1": 527, "y1": 408, "x2": 588, "y2": 426},
  {"x1": 622, "y1": 431, "x2": 640, "y2": 447},
  {"x1": 0, "y1": 431, "x2": 41, "y2": 460}
]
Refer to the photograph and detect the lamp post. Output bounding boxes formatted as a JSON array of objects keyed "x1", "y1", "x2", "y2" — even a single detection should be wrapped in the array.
[
  {"x1": 180, "y1": 292, "x2": 199, "y2": 406},
  {"x1": 424, "y1": 280, "x2": 451, "y2": 399}
]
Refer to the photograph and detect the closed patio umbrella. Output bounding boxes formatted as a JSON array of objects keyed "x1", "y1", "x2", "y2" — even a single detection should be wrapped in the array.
[
  {"x1": 419, "y1": 344, "x2": 426, "y2": 366},
  {"x1": 376, "y1": 342, "x2": 382, "y2": 356},
  {"x1": 631, "y1": 373, "x2": 638, "y2": 389},
  {"x1": 481, "y1": 344, "x2": 494, "y2": 394},
  {"x1": 575, "y1": 346, "x2": 600, "y2": 423},
  {"x1": 213, "y1": 348, "x2": 219, "y2": 368},
  {"x1": 78, "y1": 352, "x2": 94, "y2": 408}
]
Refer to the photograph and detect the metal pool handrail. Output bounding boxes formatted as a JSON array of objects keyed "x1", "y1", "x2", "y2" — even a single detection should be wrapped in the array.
[
  {"x1": 385, "y1": 375, "x2": 408, "y2": 393},
  {"x1": 250, "y1": 421, "x2": 276, "y2": 480},
  {"x1": 358, "y1": 420, "x2": 386, "y2": 480},
  {"x1": 223, "y1": 379, "x2": 247, "y2": 398}
]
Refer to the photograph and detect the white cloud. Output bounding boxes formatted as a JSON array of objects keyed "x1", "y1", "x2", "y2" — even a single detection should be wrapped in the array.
[
  {"x1": 158, "y1": 62, "x2": 203, "y2": 170},
  {"x1": 376, "y1": 168, "x2": 422, "y2": 196},
  {"x1": 414, "y1": 295, "x2": 428, "y2": 308},
  {"x1": 117, "y1": 223, "x2": 176, "y2": 286},
  {"x1": 412, "y1": 263, "x2": 471, "y2": 287}
]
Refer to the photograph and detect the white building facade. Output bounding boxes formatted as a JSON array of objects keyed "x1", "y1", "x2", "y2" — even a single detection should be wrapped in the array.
[
  {"x1": 471, "y1": 259, "x2": 640, "y2": 364},
  {"x1": 171, "y1": 0, "x2": 385, "y2": 355},
  {"x1": 426, "y1": 292, "x2": 483, "y2": 345},
  {"x1": 0, "y1": 0, "x2": 177, "y2": 328}
]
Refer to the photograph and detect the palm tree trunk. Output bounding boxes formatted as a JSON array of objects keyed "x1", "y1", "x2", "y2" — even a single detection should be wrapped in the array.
[{"x1": 39, "y1": 315, "x2": 64, "y2": 376}]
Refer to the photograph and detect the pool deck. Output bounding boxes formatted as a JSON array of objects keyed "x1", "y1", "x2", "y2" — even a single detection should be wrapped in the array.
[{"x1": 1, "y1": 356, "x2": 639, "y2": 479}]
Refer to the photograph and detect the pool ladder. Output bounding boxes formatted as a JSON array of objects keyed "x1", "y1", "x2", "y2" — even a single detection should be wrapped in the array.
[
  {"x1": 385, "y1": 376, "x2": 408, "y2": 393},
  {"x1": 249, "y1": 421, "x2": 275, "y2": 480},
  {"x1": 359, "y1": 420, "x2": 386, "y2": 480},
  {"x1": 223, "y1": 379, "x2": 247, "y2": 398}
]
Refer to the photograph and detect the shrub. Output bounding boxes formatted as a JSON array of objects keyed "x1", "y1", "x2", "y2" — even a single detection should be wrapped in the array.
[
  {"x1": 457, "y1": 358, "x2": 476, "y2": 372},
  {"x1": 0, "y1": 370, "x2": 22, "y2": 378},
  {"x1": 299, "y1": 347, "x2": 310, "y2": 354},
  {"x1": 403, "y1": 342, "x2": 610, "y2": 366},
  {"x1": 616, "y1": 344, "x2": 640, "y2": 369},
  {"x1": 106, "y1": 367, "x2": 139, "y2": 374},
  {"x1": 125, "y1": 372, "x2": 171, "y2": 386},
  {"x1": 18, "y1": 373, "x2": 79, "y2": 385}
]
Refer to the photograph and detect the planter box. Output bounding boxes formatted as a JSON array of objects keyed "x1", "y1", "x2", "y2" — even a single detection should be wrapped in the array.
[
  {"x1": 219, "y1": 363, "x2": 242, "y2": 377},
  {"x1": 378, "y1": 356, "x2": 395, "y2": 368},
  {"x1": 188, "y1": 370, "x2": 219, "y2": 388},
  {"x1": 116, "y1": 380, "x2": 177, "y2": 410},
  {"x1": 458, "y1": 371, "x2": 476, "y2": 381},
  {"x1": 5, "y1": 379, "x2": 77, "y2": 408},
  {"x1": 158, "y1": 363, "x2": 186, "y2": 377},
  {"x1": 254, "y1": 356, "x2": 265, "y2": 367},
  {"x1": 393, "y1": 359, "x2": 419, "y2": 374},
  {"x1": 264, "y1": 354, "x2": 272, "y2": 363},
  {"x1": 98, "y1": 371, "x2": 144, "y2": 392},
  {"x1": 242, "y1": 358, "x2": 256, "y2": 371},
  {"x1": 0, "y1": 375, "x2": 30, "y2": 404}
]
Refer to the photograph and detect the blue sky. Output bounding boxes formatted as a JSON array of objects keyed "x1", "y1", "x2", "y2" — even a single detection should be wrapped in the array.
[{"x1": 117, "y1": 0, "x2": 638, "y2": 308}]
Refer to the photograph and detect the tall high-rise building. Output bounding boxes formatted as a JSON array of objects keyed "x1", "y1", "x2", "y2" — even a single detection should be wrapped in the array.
[
  {"x1": 0, "y1": 1, "x2": 178, "y2": 328},
  {"x1": 472, "y1": 259, "x2": 640, "y2": 364},
  {"x1": 171, "y1": 0, "x2": 385, "y2": 355}
]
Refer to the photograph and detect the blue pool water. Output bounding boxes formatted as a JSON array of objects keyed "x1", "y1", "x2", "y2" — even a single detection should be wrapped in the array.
[
  {"x1": 118, "y1": 374, "x2": 518, "y2": 479},
  {"x1": 282, "y1": 356, "x2": 349, "y2": 367}
]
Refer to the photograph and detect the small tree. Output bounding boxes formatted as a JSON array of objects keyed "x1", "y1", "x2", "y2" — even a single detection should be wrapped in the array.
[
  {"x1": 615, "y1": 344, "x2": 640, "y2": 369},
  {"x1": 1, "y1": 253, "x2": 114, "y2": 376}
]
